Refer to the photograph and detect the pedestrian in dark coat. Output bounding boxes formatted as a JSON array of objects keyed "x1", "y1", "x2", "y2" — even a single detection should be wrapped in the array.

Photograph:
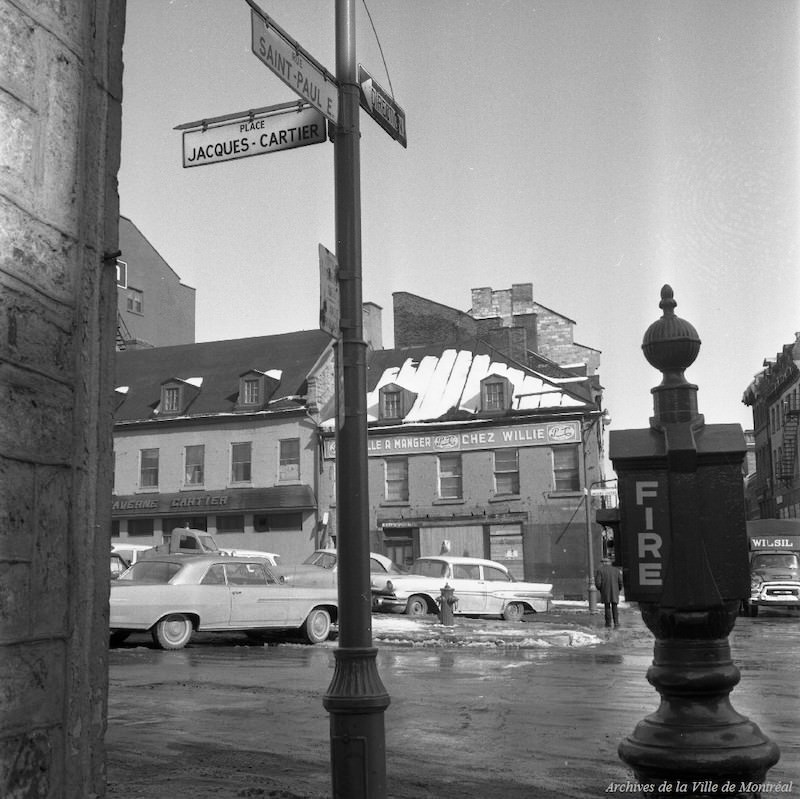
[{"x1": 594, "y1": 557, "x2": 623, "y2": 628}]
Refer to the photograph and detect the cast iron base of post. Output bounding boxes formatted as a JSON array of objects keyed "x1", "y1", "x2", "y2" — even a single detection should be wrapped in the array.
[
  {"x1": 323, "y1": 646, "x2": 391, "y2": 799},
  {"x1": 619, "y1": 602, "x2": 779, "y2": 797}
]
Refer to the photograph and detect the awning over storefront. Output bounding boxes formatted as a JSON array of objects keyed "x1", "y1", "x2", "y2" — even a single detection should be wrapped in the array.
[{"x1": 112, "y1": 485, "x2": 317, "y2": 517}]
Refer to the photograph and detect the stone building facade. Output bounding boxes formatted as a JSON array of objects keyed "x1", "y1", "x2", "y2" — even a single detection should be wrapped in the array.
[
  {"x1": 394, "y1": 283, "x2": 601, "y2": 377},
  {"x1": 112, "y1": 332, "x2": 335, "y2": 564},
  {"x1": 743, "y1": 332, "x2": 800, "y2": 519},
  {"x1": 318, "y1": 286, "x2": 609, "y2": 599},
  {"x1": 0, "y1": 2, "x2": 125, "y2": 796}
]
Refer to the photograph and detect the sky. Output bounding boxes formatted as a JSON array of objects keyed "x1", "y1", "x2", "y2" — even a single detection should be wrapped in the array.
[{"x1": 118, "y1": 0, "x2": 800, "y2": 435}]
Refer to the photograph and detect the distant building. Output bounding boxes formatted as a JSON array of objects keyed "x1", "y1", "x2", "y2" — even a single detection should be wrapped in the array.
[
  {"x1": 116, "y1": 216, "x2": 195, "y2": 349},
  {"x1": 393, "y1": 283, "x2": 601, "y2": 378},
  {"x1": 112, "y1": 330, "x2": 334, "y2": 564},
  {"x1": 111, "y1": 283, "x2": 609, "y2": 597},
  {"x1": 317, "y1": 285, "x2": 609, "y2": 599},
  {"x1": 742, "y1": 332, "x2": 800, "y2": 519},
  {"x1": 742, "y1": 429, "x2": 758, "y2": 519}
]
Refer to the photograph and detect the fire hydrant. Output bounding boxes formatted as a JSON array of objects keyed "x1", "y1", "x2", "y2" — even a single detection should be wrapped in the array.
[{"x1": 437, "y1": 583, "x2": 457, "y2": 626}]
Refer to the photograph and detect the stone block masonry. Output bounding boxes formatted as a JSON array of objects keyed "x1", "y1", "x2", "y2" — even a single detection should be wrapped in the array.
[{"x1": 0, "y1": 1, "x2": 126, "y2": 796}]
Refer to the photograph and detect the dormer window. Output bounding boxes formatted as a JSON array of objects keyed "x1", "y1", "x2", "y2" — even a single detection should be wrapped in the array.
[
  {"x1": 158, "y1": 377, "x2": 202, "y2": 416},
  {"x1": 243, "y1": 378, "x2": 260, "y2": 405},
  {"x1": 235, "y1": 369, "x2": 281, "y2": 412},
  {"x1": 480, "y1": 375, "x2": 512, "y2": 413},
  {"x1": 163, "y1": 386, "x2": 180, "y2": 413},
  {"x1": 379, "y1": 383, "x2": 416, "y2": 421},
  {"x1": 383, "y1": 389, "x2": 402, "y2": 418}
]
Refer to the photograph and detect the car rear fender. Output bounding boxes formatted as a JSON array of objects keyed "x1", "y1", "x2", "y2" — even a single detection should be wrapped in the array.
[
  {"x1": 499, "y1": 596, "x2": 550, "y2": 614},
  {"x1": 309, "y1": 603, "x2": 338, "y2": 624},
  {"x1": 151, "y1": 611, "x2": 200, "y2": 632},
  {"x1": 406, "y1": 592, "x2": 438, "y2": 612}
]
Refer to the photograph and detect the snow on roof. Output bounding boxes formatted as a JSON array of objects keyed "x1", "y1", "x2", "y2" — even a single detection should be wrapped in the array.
[{"x1": 331, "y1": 347, "x2": 590, "y2": 429}]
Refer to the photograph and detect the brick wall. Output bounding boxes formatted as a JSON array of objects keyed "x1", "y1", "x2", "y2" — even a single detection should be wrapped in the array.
[
  {"x1": 393, "y1": 292, "x2": 478, "y2": 349},
  {"x1": 0, "y1": 1, "x2": 125, "y2": 796},
  {"x1": 534, "y1": 303, "x2": 599, "y2": 375}
]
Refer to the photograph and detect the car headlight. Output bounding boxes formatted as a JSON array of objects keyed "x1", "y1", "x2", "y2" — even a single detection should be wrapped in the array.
[
  {"x1": 750, "y1": 576, "x2": 763, "y2": 590},
  {"x1": 385, "y1": 580, "x2": 394, "y2": 593}
]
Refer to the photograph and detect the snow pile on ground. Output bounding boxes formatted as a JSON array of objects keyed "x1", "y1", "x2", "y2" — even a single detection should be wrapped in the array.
[{"x1": 370, "y1": 616, "x2": 603, "y2": 648}]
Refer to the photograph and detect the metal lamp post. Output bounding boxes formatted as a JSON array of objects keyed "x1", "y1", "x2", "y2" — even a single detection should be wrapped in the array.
[
  {"x1": 322, "y1": 2, "x2": 390, "y2": 798},
  {"x1": 583, "y1": 409, "x2": 611, "y2": 614}
]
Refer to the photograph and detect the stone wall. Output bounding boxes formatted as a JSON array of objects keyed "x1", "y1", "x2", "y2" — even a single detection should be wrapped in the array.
[{"x1": 0, "y1": 1, "x2": 125, "y2": 796}]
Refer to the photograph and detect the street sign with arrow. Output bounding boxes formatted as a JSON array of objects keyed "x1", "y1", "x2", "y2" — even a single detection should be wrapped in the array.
[{"x1": 357, "y1": 65, "x2": 407, "y2": 148}]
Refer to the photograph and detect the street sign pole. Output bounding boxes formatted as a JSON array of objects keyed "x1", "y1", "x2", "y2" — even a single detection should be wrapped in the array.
[{"x1": 322, "y1": 1, "x2": 389, "y2": 798}]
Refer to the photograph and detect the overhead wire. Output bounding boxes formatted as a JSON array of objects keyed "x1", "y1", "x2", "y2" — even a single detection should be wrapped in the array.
[{"x1": 361, "y1": 0, "x2": 395, "y2": 98}]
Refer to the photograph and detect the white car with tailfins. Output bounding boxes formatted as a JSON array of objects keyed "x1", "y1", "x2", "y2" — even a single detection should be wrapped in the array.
[{"x1": 371, "y1": 555, "x2": 553, "y2": 621}]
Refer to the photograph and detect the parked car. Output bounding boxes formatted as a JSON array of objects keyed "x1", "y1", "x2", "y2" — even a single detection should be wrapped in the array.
[
  {"x1": 111, "y1": 542, "x2": 155, "y2": 565},
  {"x1": 110, "y1": 551, "x2": 129, "y2": 580},
  {"x1": 280, "y1": 548, "x2": 406, "y2": 588},
  {"x1": 218, "y1": 548, "x2": 280, "y2": 566},
  {"x1": 109, "y1": 554, "x2": 338, "y2": 650},
  {"x1": 371, "y1": 556, "x2": 553, "y2": 621}
]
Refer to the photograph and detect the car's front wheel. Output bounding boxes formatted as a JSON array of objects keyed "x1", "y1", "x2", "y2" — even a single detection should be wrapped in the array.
[
  {"x1": 503, "y1": 602, "x2": 526, "y2": 622},
  {"x1": 152, "y1": 614, "x2": 194, "y2": 650},
  {"x1": 303, "y1": 608, "x2": 332, "y2": 644},
  {"x1": 405, "y1": 595, "x2": 429, "y2": 617}
]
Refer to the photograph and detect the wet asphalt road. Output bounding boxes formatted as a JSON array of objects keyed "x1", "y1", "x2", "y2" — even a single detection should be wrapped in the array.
[{"x1": 106, "y1": 606, "x2": 800, "y2": 798}]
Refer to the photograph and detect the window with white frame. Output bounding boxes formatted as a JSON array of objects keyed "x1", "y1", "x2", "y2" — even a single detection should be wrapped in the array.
[
  {"x1": 493, "y1": 448, "x2": 519, "y2": 495},
  {"x1": 185, "y1": 445, "x2": 204, "y2": 486},
  {"x1": 163, "y1": 386, "x2": 181, "y2": 413},
  {"x1": 140, "y1": 448, "x2": 159, "y2": 488},
  {"x1": 438, "y1": 454, "x2": 463, "y2": 499},
  {"x1": 115, "y1": 259, "x2": 127, "y2": 288},
  {"x1": 553, "y1": 445, "x2": 580, "y2": 491},
  {"x1": 279, "y1": 438, "x2": 300, "y2": 481},
  {"x1": 385, "y1": 457, "x2": 409, "y2": 502},
  {"x1": 243, "y1": 378, "x2": 260, "y2": 405},
  {"x1": 382, "y1": 389, "x2": 402, "y2": 419},
  {"x1": 231, "y1": 442, "x2": 252, "y2": 483}
]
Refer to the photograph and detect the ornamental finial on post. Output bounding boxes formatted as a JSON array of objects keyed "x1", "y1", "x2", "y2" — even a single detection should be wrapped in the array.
[{"x1": 642, "y1": 285, "x2": 702, "y2": 426}]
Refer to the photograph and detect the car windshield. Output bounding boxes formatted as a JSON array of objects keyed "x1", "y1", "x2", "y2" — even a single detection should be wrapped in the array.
[
  {"x1": 118, "y1": 560, "x2": 182, "y2": 583},
  {"x1": 752, "y1": 553, "x2": 799, "y2": 571},
  {"x1": 303, "y1": 551, "x2": 337, "y2": 569},
  {"x1": 371, "y1": 557, "x2": 406, "y2": 575},
  {"x1": 411, "y1": 560, "x2": 449, "y2": 578}
]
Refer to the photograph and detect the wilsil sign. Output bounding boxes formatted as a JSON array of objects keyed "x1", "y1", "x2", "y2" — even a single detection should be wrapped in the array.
[
  {"x1": 750, "y1": 536, "x2": 799, "y2": 549},
  {"x1": 251, "y1": 9, "x2": 339, "y2": 124},
  {"x1": 323, "y1": 421, "x2": 580, "y2": 459},
  {"x1": 180, "y1": 105, "x2": 326, "y2": 168}
]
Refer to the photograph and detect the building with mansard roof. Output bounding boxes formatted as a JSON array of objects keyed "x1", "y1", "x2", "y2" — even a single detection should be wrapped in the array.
[
  {"x1": 112, "y1": 329, "x2": 335, "y2": 564},
  {"x1": 316, "y1": 285, "x2": 610, "y2": 599},
  {"x1": 743, "y1": 331, "x2": 800, "y2": 520}
]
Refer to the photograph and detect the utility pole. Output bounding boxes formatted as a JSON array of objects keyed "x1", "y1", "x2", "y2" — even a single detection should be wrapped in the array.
[{"x1": 322, "y1": 2, "x2": 390, "y2": 798}]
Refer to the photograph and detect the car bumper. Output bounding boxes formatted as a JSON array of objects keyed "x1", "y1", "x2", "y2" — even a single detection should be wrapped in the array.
[
  {"x1": 372, "y1": 594, "x2": 406, "y2": 613},
  {"x1": 750, "y1": 583, "x2": 800, "y2": 606}
]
